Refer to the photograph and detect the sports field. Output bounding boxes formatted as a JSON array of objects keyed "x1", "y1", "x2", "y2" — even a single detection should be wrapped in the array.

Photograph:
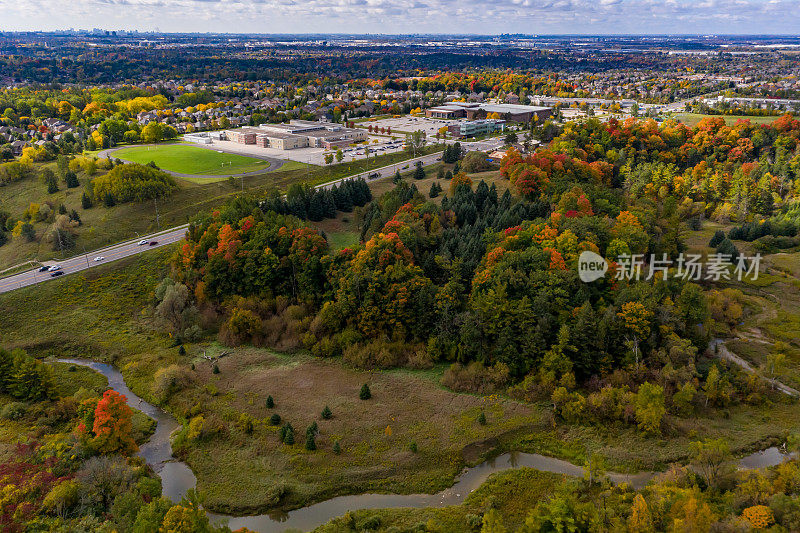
[
  {"x1": 670, "y1": 113, "x2": 781, "y2": 128},
  {"x1": 113, "y1": 144, "x2": 273, "y2": 175}
]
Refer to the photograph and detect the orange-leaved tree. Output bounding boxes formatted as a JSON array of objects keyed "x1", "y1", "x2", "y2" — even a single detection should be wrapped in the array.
[{"x1": 77, "y1": 389, "x2": 138, "y2": 455}]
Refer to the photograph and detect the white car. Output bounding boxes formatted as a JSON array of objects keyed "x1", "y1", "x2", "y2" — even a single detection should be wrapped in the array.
[
  {"x1": 48, "y1": 265, "x2": 62, "y2": 272},
  {"x1": 93, "y1": 256, "x2": 105, "y2": 262},
  {"x1": 138, "y1": 239, "x2": 149, "y2": 246}
]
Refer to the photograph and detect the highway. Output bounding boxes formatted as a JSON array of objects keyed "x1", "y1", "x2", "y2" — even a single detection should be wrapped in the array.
[
  {"x1": 0, "y1": 226, "x2": 188, "y2": 294},
  {"x1": 0, "y1": 140, "x2": 504, "y2": 294}
]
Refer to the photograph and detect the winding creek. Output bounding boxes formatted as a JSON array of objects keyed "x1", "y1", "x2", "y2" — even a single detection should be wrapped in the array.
[{"x1": 53, "y1": 357, "x2": 794, "y2": 533}]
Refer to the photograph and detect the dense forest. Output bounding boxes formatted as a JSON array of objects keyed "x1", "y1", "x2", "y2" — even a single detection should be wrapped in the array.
[{"x1": 166, "y1": 114, "x2": 800, "y2": 436}]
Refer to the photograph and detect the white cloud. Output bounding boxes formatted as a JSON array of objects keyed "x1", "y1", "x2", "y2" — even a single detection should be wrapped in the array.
[{"x1": 0, "y1": 0, "x2": 798, "y2": 33}]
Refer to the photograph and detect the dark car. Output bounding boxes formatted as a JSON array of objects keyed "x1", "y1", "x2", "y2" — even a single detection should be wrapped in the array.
[
  {"x1": 149, "y1": 241, "x2": 158, "y2": 246},
  {"x1": 50, "y1": 271, "x2": 64, "y2": 277},
  {"x1": 368, "y1": 172, "x2": 380, "y2": 179},
  {"x1": 38, "y1": 266, "x2": 49, "y2": 272}
]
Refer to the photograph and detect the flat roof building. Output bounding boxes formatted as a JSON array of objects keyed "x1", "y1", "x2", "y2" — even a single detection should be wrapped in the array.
[
  {"x1": 426, "y1": 102, "x2": 551, "y2": 123},
  {"x1": 225, "y1": 120, "x2": 367, "y2": 150}
]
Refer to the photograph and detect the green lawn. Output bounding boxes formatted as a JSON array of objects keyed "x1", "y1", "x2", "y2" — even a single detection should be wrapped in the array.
[
  {"x1": 113, "y1": 144, "x2": 272, "y2": 176},
  {"x1": 670, "y1": 113, "x2": 782, "y2": 128}
]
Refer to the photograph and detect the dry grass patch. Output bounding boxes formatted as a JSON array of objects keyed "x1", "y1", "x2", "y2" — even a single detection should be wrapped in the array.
[{"x1": 166, "y1": 349, "x2": 542, "y2": 514}]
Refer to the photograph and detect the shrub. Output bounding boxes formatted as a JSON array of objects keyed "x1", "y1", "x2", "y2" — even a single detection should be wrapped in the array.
[
  {"x1": 178, "y1": 345, "x2": 186, "y2": 356},
  {"x1": 266, "y1": 395, "x2": 274, "y2": 408},
  {"x1": 409, "y1": 441, "x2": 418, "y2": 453},
  {"x1": 441, "y1": 361, "x2": 510, "y2": 394},
  {"x1": 212, "y1": 364, "x2": 220, "y2": 374},
  {"x1": 0, "y1": 402, "x2": 27, "y2": 420},
  {"x1": 742, "y1": 505, "x2": 775, "y2": 529},
  {"x1": 477, "y1": 412, "x2": 487, "y2": 425},
  {"x1": 359, "y1": 383, "x2": 372, "y2": 400},
  {"x1": 333, "y1": 441, "x2": 341, "y2": 454},
  {"x1": 237, "y1": 414, "x2": 254, "y2": 434},
  {"x1": 41, "y1": 480, "x2": 80, "y2": 516},
  {"x1": 360, "y1": 516, "x2": 381, "y2": 530},
  {"x1": 321, "y1": 405, "x2": 332, "y2": 419},
  {"x1": 151, "y1": 364, "x2": 190, "y2": 404},
  {"x1": 269, "y1": 413, "x2": 281, "y2": 426}
]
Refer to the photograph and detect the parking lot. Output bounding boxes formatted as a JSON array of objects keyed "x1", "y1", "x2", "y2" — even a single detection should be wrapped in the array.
[{"x1": 360, "y1": 115, "x2": 451, "y2": 138}]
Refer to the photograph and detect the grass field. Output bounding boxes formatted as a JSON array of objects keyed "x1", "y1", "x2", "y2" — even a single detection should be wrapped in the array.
[
  {"x1": 112, "y1": 144, "x2": 273, "y2": 176},
  {"x1": 670, "y1": 113, "x2": 782, "y2": 128}
]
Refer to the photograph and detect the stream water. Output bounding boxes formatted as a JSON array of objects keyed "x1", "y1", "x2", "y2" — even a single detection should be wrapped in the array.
[{"x1": 53, "y1": 357, "x2": 793, "y2": 533}]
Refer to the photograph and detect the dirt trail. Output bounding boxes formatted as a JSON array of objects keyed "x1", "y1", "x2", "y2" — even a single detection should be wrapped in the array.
[{"x1": 711, "y1": 339, "x2": 799, "y2": 397}]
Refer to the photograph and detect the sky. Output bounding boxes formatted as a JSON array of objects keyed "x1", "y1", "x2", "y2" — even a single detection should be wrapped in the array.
[{"x1": 1, "y1": 0, "x2": 800, "y2": 35}]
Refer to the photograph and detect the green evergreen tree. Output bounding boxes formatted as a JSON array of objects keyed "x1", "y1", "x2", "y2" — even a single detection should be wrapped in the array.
[
  {"x1": 413, "y1": 161, "x2": 425, "y2": 180},
  {"x1": 65, "y1": 170, "x2": 79, "y2": 188},
  {"x1": 266, "y1": 395, "x2": 274, "y2": 408},
  {"x1": 321, "y1": 405, "x2": 332, "y2": 419},
  {"x1": 270, "y1": 413, "x2": 281, "y2": 426},
  {"x1": 333, "y1": 441, "x2": 341, "y2": 454},
  {"x1": 478, "y1": 412, "x2": 487, "y2": 425},
  {"x1": 305, "y1": 432, "x2": 316, "y2": 451},
  {"x1": 0, "y1": 349, "x2": 13, "y2": 393},
  {"x1": 359, "y1": 383, "x2": 371, "y2": 400}
]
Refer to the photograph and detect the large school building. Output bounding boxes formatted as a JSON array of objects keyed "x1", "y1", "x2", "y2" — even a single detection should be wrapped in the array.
[
  {"x1": 426, "y1": 101, "x2": 551, "y2": 123},
  {"x1": 225, "y1": 120, "x2": 367, "y2": 150}
]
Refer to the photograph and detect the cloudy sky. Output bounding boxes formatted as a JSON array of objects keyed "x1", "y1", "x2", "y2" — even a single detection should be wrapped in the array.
[{"x1": 1, "y1": 0, "x2": 799, "y2": 35}]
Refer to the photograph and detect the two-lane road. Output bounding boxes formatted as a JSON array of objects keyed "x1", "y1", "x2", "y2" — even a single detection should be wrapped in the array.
[{"x1": 0, "y1": 226, "x2": 188, "y2": 294}]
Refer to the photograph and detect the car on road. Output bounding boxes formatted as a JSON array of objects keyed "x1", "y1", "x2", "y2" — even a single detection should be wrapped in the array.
[
  {"x1": 48, "y1": 265, "x2": 61, "y2": 272},
  {"x1": 50, "y1": 271, "x2": 64, "y2": 277},
  {"x1": 38, "y1": 266, "x2": 49, "y2": 272},
  {"x1": 138, "y1": 239, "x2": 149, "y2": 245},
  {"x1": 149, "y1": 241, "x2": 158, "y2": 246},
  {"x1": 94, "y1": 256, "x2": 105, "y2": 262},
  {"x1": 368, "y1": 172, "x2": 380, "y2": 179}
]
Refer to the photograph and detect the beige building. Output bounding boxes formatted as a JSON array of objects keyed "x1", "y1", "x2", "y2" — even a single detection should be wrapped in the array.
[{"x1": 226, "y1": 120, "x2": 367, "y2": 150}]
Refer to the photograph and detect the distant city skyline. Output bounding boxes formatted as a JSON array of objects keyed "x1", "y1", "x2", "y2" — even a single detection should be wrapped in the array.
[{"x1": 2, "y1": 0, "x2": 800, "y2": 36}]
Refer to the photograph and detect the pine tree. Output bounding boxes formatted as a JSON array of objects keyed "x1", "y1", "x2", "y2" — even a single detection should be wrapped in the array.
[
  {"x1": 81, "y1": 192, "x2": 93, "y2": 209},
  {"x1": 212, "y1": 364, "x2": 220, "y2": 374},
  {"x1": 359, "y1": 383, "x2": 371, "y2": 400},
  {"x1": 305, "y1": 432, "x2": 316, "y2": 451},
  {"x1": 266, "y1": 395, "x2": 274, "y2": 408},
  {"x1": 478, "y1": 412, "x2": 487, "y2": 425},
  {"x1": 323, "y1": 190, "x2": 337, "y2": 218},
  {"x1": 321, "y1": 405, "x2": 332, "y2": 419},
  {"x1": 65, "y1": 170, "x2": 79, "y2": 188},
  {"x1": 178, "y1": 345, "x2": 186, "y2": 356},
  {"x1": 270, "y1": 413, "x2": 281, "y2": 426},
  {"x1": 284, "y1": 425, "x2": 295, "y2": 445},
  {"x1": 0, "y1": 349, "x2": 13, "y2": 393},
  {"x1": 306, "y1": 422, "x2": 318, "y2": 437},
  {"x1": 333, "y1": 441, "x2": 341, "y2": 454},
  {"x1": 413, "y1": 161, "x2": 425, "y2": 180}
]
